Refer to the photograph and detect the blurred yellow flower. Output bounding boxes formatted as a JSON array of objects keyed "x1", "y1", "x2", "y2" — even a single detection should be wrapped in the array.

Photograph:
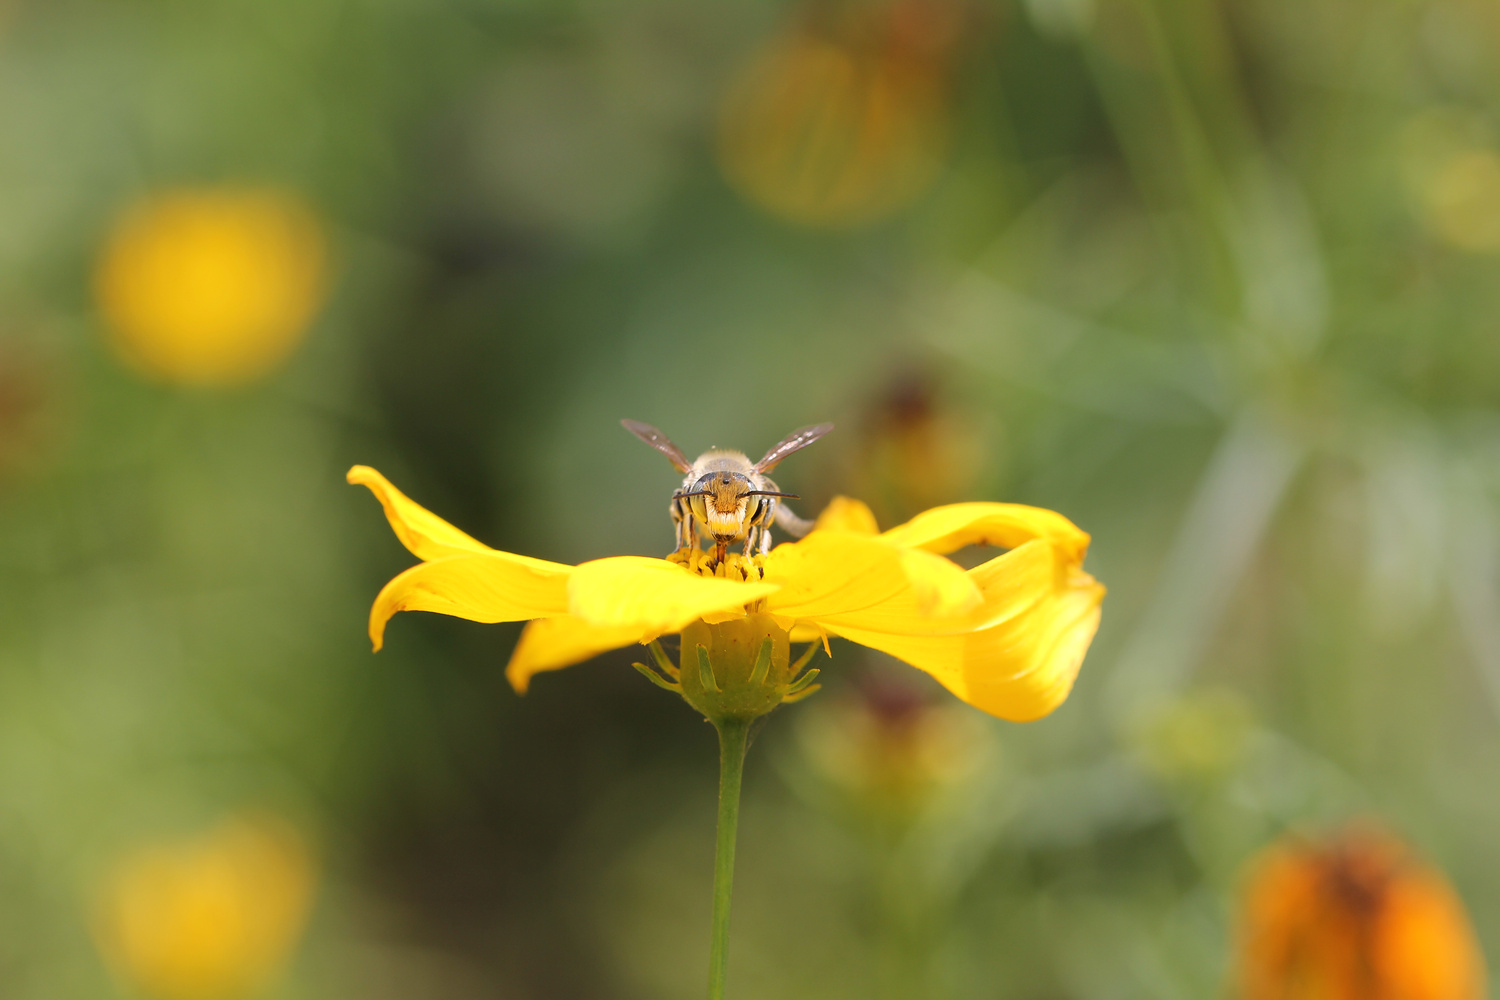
[
  {"x1": 349, "y1": 465, "x2": 1104, "y2": 722},
  {"x1": 1420, "y1": 149, "x2": 1500, "y2": 253},
  {"x1": 94, "y1": 815, "x2": 316, "y2": 1000},
  {"x1": 95, "y1": 189, "x2": 327, "y2": 386},
  {"x1": 716, "y1": 0, "x2": 961, "y2": 228},
  {"x1": 1397, "y1": 109, "x2": 1500, "y2": 253},
  {"x1": 1137, "y1": 690, "x2": 1255, "y2": 782},
  {"x1": 1236, "y1": 826, "x2": 1487, "y2": 1000}
]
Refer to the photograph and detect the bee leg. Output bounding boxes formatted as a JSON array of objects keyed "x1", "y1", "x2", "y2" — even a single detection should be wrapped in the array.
[
  {"x1": 758, "y1": 526, "x2": 773, "y2": 555},
  {"x1": 671, "y1": 502, "x2": 698, "y2": 555},
  {"x1": 742, "y1": 532, "x2": 755, "y2": 558},
  {"x1": 669, "y1": 498, "x2": 685, "y2": 553}
]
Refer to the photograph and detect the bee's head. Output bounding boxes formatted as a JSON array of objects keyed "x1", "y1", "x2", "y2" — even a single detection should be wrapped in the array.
[
  {"x1": 681, "y1": 473, "x2": 800, "y2": 541},
  {"x1": 683, "y1": 472, "x2": 752, "y2": 538}
]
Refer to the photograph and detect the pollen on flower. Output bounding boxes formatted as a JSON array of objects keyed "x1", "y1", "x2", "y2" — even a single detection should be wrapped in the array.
[{"x1": 669, "y1": 548, "x2": 766, "y2": 583}]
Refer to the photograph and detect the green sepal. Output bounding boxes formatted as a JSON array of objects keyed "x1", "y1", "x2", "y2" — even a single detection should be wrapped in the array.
[
  {"x1": 783, "y1": 667, "x2": 820, "y2": 696},
  {"x1": 747, "y1": 637, "x2": 773, "y2": 687},
  {"x1": 788, "y1": 641, "x2": 820, "y2": 679},
  {"x1": 782, "y1": 684, "x2": 822, "y2": 704},
  {"x1": 649, "y1": 639, "x2": 680, "y2": 679},
  {"x1": 633, "y1": 661, "x2": 683, "y2": 693},
  {"x1": 697, "y1": 645, "x2": 721, "y2": 693}
]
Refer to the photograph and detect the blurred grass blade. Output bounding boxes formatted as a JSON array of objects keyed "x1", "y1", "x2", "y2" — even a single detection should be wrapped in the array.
[{"x1": 1106, "y1": 407, "x2": 1304, "y2": 724}]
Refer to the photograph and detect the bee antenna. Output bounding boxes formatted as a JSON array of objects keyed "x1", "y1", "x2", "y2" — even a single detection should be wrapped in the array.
[
  {"x1": 743, "y1": 491, "x2": 800, "y2": 499},
  {"x1": 674, "y1": 490, "x2": 714, "y2": 499}
]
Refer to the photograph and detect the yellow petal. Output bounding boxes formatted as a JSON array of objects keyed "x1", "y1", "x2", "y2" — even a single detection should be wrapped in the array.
[
  {"x1": 814, "y1": 496, "x2": 880, "y2": 534},
  {"x1": 814, "y1": 539, "x2": 1055, "y2": 637},
  {"x1": 763, "y1": 530, "x2": 979, "y2": 621},
  {"x1": 506, "y1": 615, "x2": 646, "y2": 693},
  {"x1": 829, "y1": 567, "x2": 1105, "y2": 722},
  {"x1": 788, "y1": 622, "x2": 826, "y2": 644},
  {"x1": 880, "y1": 502, "x2": 1091, "y2": 563},
  {"x1": 367, "y1": 552, "x2": 572, "y2": 650},
  {"x1": 567, "y1": 556, "x2": 779, "y2": 632},
  {"x1": 348, "y1": 465, "x2": 494, "y2": 560},
  {"x1": 762, "y1": 530, "x2": 984, "y2": 626},
  {"x1": 900, "y1": 548, "x2": 986, "y2": 618}
]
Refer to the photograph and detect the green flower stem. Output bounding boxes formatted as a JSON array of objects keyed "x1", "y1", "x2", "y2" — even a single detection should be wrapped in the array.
[{"x1": 707, "y1": 716, "x2": 750, "y2": 1000}]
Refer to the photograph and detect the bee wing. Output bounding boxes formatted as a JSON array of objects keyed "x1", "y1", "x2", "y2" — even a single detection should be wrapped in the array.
[
  {"x1": 754, "y1": 422, "x2": 834, "y2": 473},
  {"x1": 621, "y1": 419, "x2": 693, "y2": 473}
]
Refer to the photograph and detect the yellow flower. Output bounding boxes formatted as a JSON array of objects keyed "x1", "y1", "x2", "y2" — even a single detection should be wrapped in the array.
[
  {"x1": 1421, "y1": 149, "x2": 1500, "y2": 253},
  {"x1": 93, "y1": 815, "x2": 315, "y2": 1000},
  {"x1": 95, "y1": 189, "x2": 327, "y2": 386},
  {"x1": 351, "y1": 466, "x2": 1103, "y2": 722}
]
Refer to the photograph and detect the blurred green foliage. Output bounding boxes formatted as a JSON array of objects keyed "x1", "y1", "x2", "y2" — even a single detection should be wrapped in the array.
[{"x1": 1, "y1": 0, "x2": 1499, "y2": 996}]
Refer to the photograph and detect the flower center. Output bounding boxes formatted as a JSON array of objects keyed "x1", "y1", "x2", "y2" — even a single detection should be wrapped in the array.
[{"x1": 669, "y1": 548, "x2": 766, "y2": 582}]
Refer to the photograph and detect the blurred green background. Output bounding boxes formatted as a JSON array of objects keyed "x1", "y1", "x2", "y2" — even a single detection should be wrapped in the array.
[{"x1": 2, "y1": 0, "x2": 1499, "y2": 996}]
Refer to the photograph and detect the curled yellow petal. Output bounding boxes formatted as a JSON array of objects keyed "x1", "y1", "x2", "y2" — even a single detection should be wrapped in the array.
[
  {"x1": 880, "y1": 502, "x2": 1091, "y2": 563},
  {"x1": 507, "y1": 616, "x2": 647, "y2": 694},
  {"x1": 348, "y1": 465, "x2": 493, "y2": 560},
  {"x1": 829, "y1": 556, "x2": 1105, "y2": 722},
  {"x1": 900, "y1": 548, "x2": 986, "y2": 618},
  {"x1": 814, "y1": 496, "x2": 880, "y2": 534},
  {"x1": 568, "y1": 556, "x2": 779, "y2": 632},
  {"x1": 368, "y1": 552, "x2": 572, "y2": 651}
]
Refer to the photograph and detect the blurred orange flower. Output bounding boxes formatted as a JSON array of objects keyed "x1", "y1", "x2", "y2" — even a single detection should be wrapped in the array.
[
  {"x1": 95, "y1": 189, "x2": 327, "y2": 386},
  {"x1": 1236, "y1": 826, "x2": 1487, "y2": 1000},
  {"x1": 93, "y1": 815, "x2": 316, "y2": 1000},
  {"x1": 717, "y1": 0, "x2": 964, "y2": 228}
]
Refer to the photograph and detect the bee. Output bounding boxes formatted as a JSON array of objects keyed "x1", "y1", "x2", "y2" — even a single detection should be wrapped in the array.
[{"x1": 623, "y1": 419, "x2": 834, "y2": 564}]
